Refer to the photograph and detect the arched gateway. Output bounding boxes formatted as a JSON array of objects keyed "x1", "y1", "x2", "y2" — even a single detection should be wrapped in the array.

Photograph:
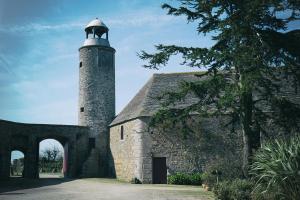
[{"x1": 0, "y1": 120, "x2": 89, "y2": 179}]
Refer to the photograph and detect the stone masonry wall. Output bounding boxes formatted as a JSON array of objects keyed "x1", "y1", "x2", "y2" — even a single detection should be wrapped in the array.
[
  {"x1": 0, "y1": 119, "x2": 89, "y2": 179},
  {"x1": 109, "y1": 119, "x2": 145, "y2": 182},
  {"x1": 79, "y1": 45, "x2": 115, "y2": 176},
  {"x1": 110, "y1": 116, "x2": 243, "y2": 183}
]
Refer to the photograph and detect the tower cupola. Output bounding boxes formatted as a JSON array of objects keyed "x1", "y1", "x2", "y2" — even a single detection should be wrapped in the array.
[{"x1": 83, "y1": 18, "x2": 110, "y2": 47}]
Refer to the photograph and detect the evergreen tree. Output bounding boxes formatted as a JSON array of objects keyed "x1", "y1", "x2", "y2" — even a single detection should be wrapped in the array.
[{"x1": 139, "y1": 0, "x2": 300, "y2": 176}]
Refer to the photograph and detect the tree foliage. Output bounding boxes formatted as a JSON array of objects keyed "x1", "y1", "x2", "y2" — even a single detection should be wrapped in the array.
[
  {"x1": 39, "y1": 145, "x2": 63, "y2": 173},
  {"x1": 41, "y1": 145, "x2": 62, "y2": 162},
  {"x1": 139, "y1": 0, "x2": 300, "y2": 175}
]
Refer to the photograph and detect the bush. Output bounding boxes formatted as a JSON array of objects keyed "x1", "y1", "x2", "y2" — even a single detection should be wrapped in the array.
[
  {"x1": 250, "y1": 135, "x2": 300, "y2": 200},
  {"x1": 230, "y1": 179, "x2": 253, "y2": 200},
  {"x1": 190, "y1": 173, "x2": 202, "y2": 185},
  {"x1": 130, "y1": 177, "x2": 142, "y2": 184},
  {"x1": 213, "y1": 181, "x2": 231, "y2": 200},
  {"x1": 201, "y1": 172, "x2": 217, "y2": 188},
  {"x1": 168, "y1": 173, "x2": 202, "y2": 185},
  {"x1": 205, "y1": 156, "x2": 244, "y2": 182},
  {"x1": 213, "y1": 179, "x2": 254, "y2": 200}
]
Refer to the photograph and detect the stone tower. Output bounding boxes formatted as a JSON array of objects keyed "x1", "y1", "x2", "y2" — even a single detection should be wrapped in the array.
[{"x1": 78, "y1": 18, "x2": 115, "y2": 176}]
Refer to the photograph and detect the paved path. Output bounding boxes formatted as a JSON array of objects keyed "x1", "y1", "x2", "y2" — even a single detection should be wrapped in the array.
[{"x1": 0, "y1": 178, "x2": 214, "y2": 200}]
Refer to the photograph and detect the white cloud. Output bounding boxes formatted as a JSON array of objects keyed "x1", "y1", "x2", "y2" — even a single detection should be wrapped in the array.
[
  {"x1": 107, "y1": 14, "x2": 177, "y2": 27},
  {"x1": 0, "y1": 11, "x2": 180, "y2": 33},
  {"x1": 0, "y1": 22, "x2": 84, "y2": 33}
]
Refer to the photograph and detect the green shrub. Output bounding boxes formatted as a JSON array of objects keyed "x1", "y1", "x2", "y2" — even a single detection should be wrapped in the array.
[
  {"x1": 130, "y1": 177, "x2": 142, "y2": 184},
  {"x1": 201, "y1": 155, "x2": 244, "y2": 190},
  {"x1": 190, "y1": 173, "x2": 202, "y2": 185},
  {"x1": 213, "y1": 181, "x2": 231, "y2": 200},
  {"x1": 201, "y1": 172, "x2": 217, "y2": 188},
  {"x1": 167, "y1": 173, "x2": 202, "y2": 185},
  {"x1": 230, "y1": 179, "x2": 253, "y2": 200},
  {"x1": 168, "y1": 173, "x2": 191, "y2": 185},
  {"x1": 213, "y1": 179, "x2": 254, "y2": 200},
  {"x1": 250, "y1": 135, "x2": 300, "y2": 200}
]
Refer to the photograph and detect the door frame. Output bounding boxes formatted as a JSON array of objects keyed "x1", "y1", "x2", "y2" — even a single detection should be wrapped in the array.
[{"x1": 152, "y1": 157, "x2": 167, "y2": 184}]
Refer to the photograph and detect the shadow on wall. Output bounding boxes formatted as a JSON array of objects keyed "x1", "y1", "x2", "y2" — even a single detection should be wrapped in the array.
[
  {"x1": 108, "y1": 142, "x2": 116, "y2": 178},
  {"x1": 0, "y1": 178, "x2": 74, "y2": 194},
  {"x1": 0, "y1": 154, "x2": 2, "y2": 178}
]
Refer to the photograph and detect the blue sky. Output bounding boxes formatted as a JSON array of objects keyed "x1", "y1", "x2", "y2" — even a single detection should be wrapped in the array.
[
  {"x1": 0, "y1": 0, "x2": 212, "y2": 126},
  {"x1": 0, "y1": 0, "x2": 213, "y2": 158}
]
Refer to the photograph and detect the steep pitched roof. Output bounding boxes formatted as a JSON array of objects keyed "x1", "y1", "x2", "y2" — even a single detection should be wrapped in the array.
[{"x1": 110, "y1": 72, "x2": 203, "y2": 126}]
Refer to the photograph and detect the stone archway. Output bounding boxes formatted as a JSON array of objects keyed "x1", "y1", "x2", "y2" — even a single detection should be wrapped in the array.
[
  {"x1": 38, "y1": 139, "x2": 66, "y2": 178},
  {"x1": 0, "y1": 120, "x2": 90, "y2": 180},
  {"x1": 10, "y1": 150, "x2": 25, "y2": 177}
]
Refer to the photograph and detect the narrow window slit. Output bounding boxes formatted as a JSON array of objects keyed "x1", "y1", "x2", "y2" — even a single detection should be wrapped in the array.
[{"x1": 120, "y1": 126, "x2": 124, "y2": 140}]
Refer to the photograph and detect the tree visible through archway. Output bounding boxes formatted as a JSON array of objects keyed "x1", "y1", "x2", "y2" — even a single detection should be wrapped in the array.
[
  {"x1": 10, "y1": 150, "x2": 24, "y2": 177},
  {"x1": 39, "y1": 139, "x2": 64, "y2": 178}
]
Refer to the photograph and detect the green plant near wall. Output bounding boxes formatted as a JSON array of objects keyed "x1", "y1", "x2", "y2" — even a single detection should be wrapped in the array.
[
  {"x1": 168, "y1": 173, "x2": 202, "y2": 185},
  {"x1": 250, "y1": 135, "x2": 300, "y2": 200},
  {"x1": 213, "y1": 179, "x2": 254, "y2": 200}
]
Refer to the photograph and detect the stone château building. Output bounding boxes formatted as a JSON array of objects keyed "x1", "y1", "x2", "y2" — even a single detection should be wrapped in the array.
[
  {"x1": 109, "y1": 73, "x2": 243, "y2": 183},
  {"x1": 0, "y1": 19, "x2": 298, "y2": 183}
]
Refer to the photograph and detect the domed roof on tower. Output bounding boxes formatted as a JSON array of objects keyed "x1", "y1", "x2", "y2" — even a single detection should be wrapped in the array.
[
  {"x1": 82, "y1": 18, "x2": 110, "y2": 47},
  {"x1": 85, "y1": 18, "x2": 108, "y2": 34}
]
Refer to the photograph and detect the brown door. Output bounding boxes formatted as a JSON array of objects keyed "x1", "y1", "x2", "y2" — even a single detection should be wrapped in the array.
[{"x1": 152, "y1": 157, "x2": 167, "y2": 184}]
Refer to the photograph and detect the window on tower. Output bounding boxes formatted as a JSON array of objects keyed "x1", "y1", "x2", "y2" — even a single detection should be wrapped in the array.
[
  {"x1": 80, "y1": 107, "x2": 84, "y2": 112},
  {"x1": 89, "y1": 138, "x2": 95, "y2": 149},
  {"x1": 120, "y1": 125, "x2": 124, "y2": 140},
  {"x1": 79, "y1": 61, "x2": 82, "y2": 68}
]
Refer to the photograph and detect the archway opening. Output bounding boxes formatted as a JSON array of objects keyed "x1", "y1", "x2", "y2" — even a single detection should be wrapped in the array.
[
  {"x1": 10, "y1": 150, "x2": 25, "y2": 177},
  {"x1": 39, "y1": 139, "x2": 65, "y2": 178}
]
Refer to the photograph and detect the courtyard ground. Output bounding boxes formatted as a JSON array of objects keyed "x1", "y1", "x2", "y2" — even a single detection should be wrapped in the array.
[{"x1": 0, "y1": 177, "x2": 214, "y2": 200}]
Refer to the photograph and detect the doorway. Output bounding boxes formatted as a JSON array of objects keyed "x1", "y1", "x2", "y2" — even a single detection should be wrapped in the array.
[
  {"x1": 10, "y1": 150, "x2": 25, "y2": 177},
  {"x1": 152, "y1": 157, "x2": 167, "y2": 184},
  {"x1": 39, "y1": 139, "x2": 65, "y2": 178}
]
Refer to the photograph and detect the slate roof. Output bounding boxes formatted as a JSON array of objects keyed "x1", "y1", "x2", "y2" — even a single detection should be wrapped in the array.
[{"x1": 110, "y1": 72, "x2": 204, "y2": 126}]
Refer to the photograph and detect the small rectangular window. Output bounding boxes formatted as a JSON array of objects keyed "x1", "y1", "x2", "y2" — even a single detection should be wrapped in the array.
[
  {"x1": 80, "y1": 107, "x2": 84, "y2": 112},
  {"x1": 79, "y1": 61, "x2": 82, "y2": 68},
  {"x1": 89, "y1": 138, "x2": 95, "y2": 149},
  {"x1": 120, "y1": 125, "x2": 124, "y2": 140}
]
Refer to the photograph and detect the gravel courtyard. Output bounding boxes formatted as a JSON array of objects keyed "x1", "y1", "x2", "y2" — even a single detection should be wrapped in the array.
[{"x1": 0, "y1": 178, "x2": 214, "y2": 200}]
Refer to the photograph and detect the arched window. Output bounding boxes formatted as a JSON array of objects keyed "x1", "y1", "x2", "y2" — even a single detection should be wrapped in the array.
[
  {"x1": 120, "y1": 126, "x2": 124, "y2": 140},
  {"x1": 39, "y1": 139, "x2": 65, "y2": 178},
  {"x1": 10, "y1": 150, "x2": 25, "y2": 177},
  {"x1": 79, "y1": 61, "x2": 82, "y2": 68}
]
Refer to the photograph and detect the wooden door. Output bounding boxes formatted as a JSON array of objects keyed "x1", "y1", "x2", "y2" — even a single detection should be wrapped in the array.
[{"x1": 152, "y1": 157, "x2": 167, "y2": 184}]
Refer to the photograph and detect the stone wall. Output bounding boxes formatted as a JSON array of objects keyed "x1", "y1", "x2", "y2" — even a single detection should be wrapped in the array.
[
  {"x1": 148, "y1": 116, "x2": 243, "y2": 179},
  {"x1": 109, "y1": 116, "x2": 243, "y2": 183},
  {"x1": 0, "y1": 119, "x2": 89, "y2": 179},
  {"x1": 79, "y1": 45, "x2": 115, "y2": 176},
  {"x1": 109, "y1": 119, "x2": 145, "y2": 182}
]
